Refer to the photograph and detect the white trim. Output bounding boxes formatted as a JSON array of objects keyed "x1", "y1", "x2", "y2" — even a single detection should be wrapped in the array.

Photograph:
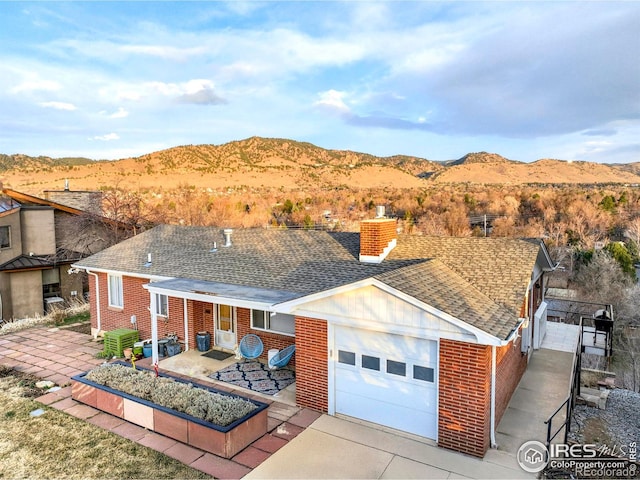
[
  {"x1": 70, "y1": 264, "x2": 172, "y2": 282},
  {"x1": 490, "y1": 345, "x2": 497, "y2": 448},
  {"x1": 250, "y1": 309, "x2": 296, "y2": 337},
  {"x1": 216, "y1": 304, "x2": 237, "y2": 349},
  {"x1": 107, "y1": 274, "x2": 124, "y2": 308},
  {"x1": 183, "y1": 298, "x2": 189, "y2": 352},
  {"x1": 86, "y1": 270, "x2": 101, "y2": 338},
  {"x1": 150, "y1": 290, "x2": 159, "y2": 365},
  {"x1": 153, "y1": 292, "x2": 169, "y2": 317},
  {"x1": 143, "y1": 283, "x2": 274, "y2": 311},
  {"x1": 359, "y1": 238, "x2": 397, "y2": 264},
  {"x1": 327, "y1": 322, "x2": 336, "y2": 415},
  {"x1": 277, "y1": 277, "x2": 506, "y2": 346},
  {"x1": 538, "y1": 240, "x2": 556, "y2": 272}
]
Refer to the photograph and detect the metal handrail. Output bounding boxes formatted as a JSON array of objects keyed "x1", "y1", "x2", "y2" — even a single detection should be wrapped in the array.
[
  {"x1": 544, "y1": 317, "x2": 583, "y2": 450},
  {"x1": 544, "y1": 396, "x2": 571, "y2": 449}
]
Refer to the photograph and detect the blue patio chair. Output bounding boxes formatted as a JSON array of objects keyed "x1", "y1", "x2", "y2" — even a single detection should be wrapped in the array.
[
  {"x1": 239, "y1": 334, "x2": 263, "y2": 360},
  {"x1": 268, "y1": 345, "x2": 296, "y2": 369}
]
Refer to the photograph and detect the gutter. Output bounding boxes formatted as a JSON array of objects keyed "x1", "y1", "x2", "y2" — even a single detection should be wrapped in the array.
[
  {"x1": 85, "y1": 269, "x2": 101, "y2": 338},
  {"x1": 490, "y1": 345, "x2": 497, "y2": 448}
]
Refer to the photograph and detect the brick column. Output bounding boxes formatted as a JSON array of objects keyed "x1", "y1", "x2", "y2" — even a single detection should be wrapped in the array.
[
  {"x1": 295, "y1": 316, "x2": 328, "y2": 412},
  {"x1": 438, "y1": 339, "x2": 491, "y2": 457}
]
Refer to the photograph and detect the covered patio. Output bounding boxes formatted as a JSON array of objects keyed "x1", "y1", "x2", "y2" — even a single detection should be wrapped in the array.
[{"x1": 135, "y1": 347, "x2": 297, "y2": 407}]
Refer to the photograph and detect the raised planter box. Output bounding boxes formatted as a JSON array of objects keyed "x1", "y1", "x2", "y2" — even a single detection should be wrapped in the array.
[{"x1": 71, "y1": 363, "x2": 268, "y2": 458}]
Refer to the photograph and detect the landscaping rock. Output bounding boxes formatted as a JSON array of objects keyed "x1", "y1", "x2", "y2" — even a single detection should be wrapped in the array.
[
  {"x1": 35, "y1": 381, "x2": 55, "y2": 389},
  {"x1": 569, "y1": 389, "x2": 640, "y2": 450}
]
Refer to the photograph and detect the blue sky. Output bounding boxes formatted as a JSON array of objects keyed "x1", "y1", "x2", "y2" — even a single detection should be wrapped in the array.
[{"x1": 1, "y1": 1, "x2": 638, "y2": 163}]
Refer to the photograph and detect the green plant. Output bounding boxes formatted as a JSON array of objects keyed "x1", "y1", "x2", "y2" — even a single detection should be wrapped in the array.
[{"x1": 95, "y1": 350, "x2": 114, "y2": 359}]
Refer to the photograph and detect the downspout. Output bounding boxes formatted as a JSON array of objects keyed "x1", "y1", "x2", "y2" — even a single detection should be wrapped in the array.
[
  {"x1": 87, "y1": 270, "x2": 101, "y2": 339},
  {"x1": 150, "y1": 292, "x2": 159, "y2": 366},
  {"x1": 183, "y1": 298, "x2": 189, "y2": 352},
  {"x1": 490, "y1": 345, "x2": 497, "y2": 448}
]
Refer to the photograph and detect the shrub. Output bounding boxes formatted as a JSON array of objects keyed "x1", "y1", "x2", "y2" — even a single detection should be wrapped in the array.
[{"x1": 84, "y1": 364, "x2": 257, "y2": 426}]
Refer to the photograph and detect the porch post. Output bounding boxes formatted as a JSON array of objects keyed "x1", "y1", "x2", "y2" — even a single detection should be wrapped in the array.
[
  {"x1": 183, "y1": 298, "x2": 189, "y2": 351},
  {"x1": 150, "y1": 292, "x2": 159, "y2": 365}
]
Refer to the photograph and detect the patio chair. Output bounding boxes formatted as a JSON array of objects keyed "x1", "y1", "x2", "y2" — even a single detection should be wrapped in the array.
[
  {"x1": 239, "y1": 334, "x2": 263, "y2": 360},
  {"x1": 268, "y1": 344, "x2": 296, "y2": 369}
]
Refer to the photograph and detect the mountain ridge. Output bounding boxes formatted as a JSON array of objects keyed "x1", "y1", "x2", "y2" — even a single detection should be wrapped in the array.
[{"x1": 2, "y1": 137, "x2": 639, "y2": 193}]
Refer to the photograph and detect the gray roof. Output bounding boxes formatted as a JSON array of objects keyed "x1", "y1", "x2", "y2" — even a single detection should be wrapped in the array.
[
  {"x1": 75, "y1": 224, "x2": 548, "y2": 340},
  {"x1": 0, "y1": 254, "x2": 52, "y2": 271}
]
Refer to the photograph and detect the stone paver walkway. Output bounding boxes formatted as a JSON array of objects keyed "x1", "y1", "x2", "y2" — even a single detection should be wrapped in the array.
[{"x1": 0, "y1": 325, "x2": 320, "y2": 479}]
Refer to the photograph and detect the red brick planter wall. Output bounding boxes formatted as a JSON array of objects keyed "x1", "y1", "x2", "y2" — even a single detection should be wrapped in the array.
[
  {"x1": 72, "y1": 368, "x2": 268, "y2": 459},
  {"x1": 438, "y1": 339, "x2": 491, "y2": 457},
  {"x1": 294, "y1": 316, "x2": 328, "y2": 412}
]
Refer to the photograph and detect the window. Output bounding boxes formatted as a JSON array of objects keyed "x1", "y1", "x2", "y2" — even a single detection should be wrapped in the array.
[
  {"x1": 0, "y1": 226, "x2": 9, "y2": 249},
  {"x1": 387, "y1": 360, "x2": 406, "y2": 376},
  {"x1": 153, "y1": 293, "x2": 168, "y2": 317},
  {"x1": 108, "y1": 274, "x2": 123, "y2": 308},
  {"x1": 218, "y1": 304, "x2": 234, "y2": 332},
  {"x1": 362, "y1": 355, "x2": 380, "y2": 371},
  {"x1": 338, "y1": 350, "x2": 356, "y2": 365},
  {"x1": 42, "y1": 268, "x2": 61, "y2": 297},
  {"x1": 251, "y1": 309, "x2": 266, "y2": 329},
  {"x1": 413, "y1": 365, "x2": 435, "y2": 382},
  {"x1": 251, "y1": 309, "x2": 295, "y2": 335}
]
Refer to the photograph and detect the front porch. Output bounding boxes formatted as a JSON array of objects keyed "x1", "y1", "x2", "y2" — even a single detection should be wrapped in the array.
[{"x1": 135, "y1": 347, "x2": 297, "y2": 407}]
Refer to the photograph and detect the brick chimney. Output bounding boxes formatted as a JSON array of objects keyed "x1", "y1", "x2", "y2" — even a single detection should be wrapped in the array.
[{"x1": 359, "y1": 211, "x2": 397, "y2": 264}]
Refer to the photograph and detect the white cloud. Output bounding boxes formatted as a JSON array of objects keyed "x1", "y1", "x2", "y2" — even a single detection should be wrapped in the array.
[
  {"x1": 11, "y1": 79, "x2": 61, "y2": 94},
  {"x1": 109, "y1": 107, "x2": 129, "y2": 119},
  {"x1": 91, "y1": 133, "x2": 119, "y2": 141},
  {"x1": 120, "y1": 44, "x2": 206, "y2": 61},
  {"x1": 314, "y1": 90, "x2": 351, "y2": 115},
  {"x1": 39, "y1": 101, "x2": 76, "y2": 111}
]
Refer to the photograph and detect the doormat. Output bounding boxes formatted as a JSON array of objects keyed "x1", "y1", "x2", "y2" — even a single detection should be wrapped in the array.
[
  {"x1": 201, "y1": 350, "x2": 234, "y2": 361},
  {"x1": 210, "y1": 361, "x2": 295, "y2": 395}
]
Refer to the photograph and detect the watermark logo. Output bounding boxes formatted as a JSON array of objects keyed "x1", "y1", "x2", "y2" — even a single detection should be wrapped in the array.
[
  {"x1": 517, "y1": 440, "x2": 638, "y2": 478},
  {"x1": 517, "y1": 440, "x2": 549, "y2": 473}
]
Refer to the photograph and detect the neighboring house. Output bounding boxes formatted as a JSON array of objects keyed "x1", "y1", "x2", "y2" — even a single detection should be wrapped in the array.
[
  {"x1": 0, "y1": 187, "x2": 119, "y2": 320},
  {"x1": 73, "y1": 216, "x2": 555, "y2": 457}
]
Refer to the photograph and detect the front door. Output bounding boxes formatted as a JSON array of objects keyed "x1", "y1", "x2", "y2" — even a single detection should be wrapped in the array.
[{"x1": 215, "y1": 304, "x2": 236, "y2": 349}]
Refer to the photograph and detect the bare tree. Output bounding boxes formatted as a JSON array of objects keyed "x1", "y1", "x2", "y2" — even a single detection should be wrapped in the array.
[{"x1": 572, "y1": 252, "x2": 640, "y2": 390}]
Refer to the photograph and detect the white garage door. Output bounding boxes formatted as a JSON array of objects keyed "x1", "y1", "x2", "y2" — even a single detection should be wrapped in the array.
[{"x1": 334, "y1": 326, "x2": 438, "y2": 439}]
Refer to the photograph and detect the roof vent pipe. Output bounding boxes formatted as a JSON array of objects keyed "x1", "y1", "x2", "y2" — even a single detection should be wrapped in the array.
[
  {"x1": 375, "y1": 205, "x2": 386, "y2": 218},
  {"x1": 223, "y1": 228, "x2": 233, "y2": 247}
]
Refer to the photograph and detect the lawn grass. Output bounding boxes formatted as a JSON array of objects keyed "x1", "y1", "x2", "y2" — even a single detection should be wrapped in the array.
[
  {"x1": 58, "y1": 309, "x2": 90, "y2": 326},
  {"x1": 0, "y1": 367, "x2": 212, "y2": 479}
]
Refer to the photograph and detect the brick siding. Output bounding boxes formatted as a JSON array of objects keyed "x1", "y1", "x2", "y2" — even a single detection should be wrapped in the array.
[
  {"x1": 360, "y1": 218, "x2": 397, "y2": 257},
  {"x1": 294, "y1": 316, "x2": 328, "y2": 412},
  {"x1": 90, "y1": 273, "x2": 189, "y2": 345},
  {"x1": 438, "y1": 338, "x2": 491, "y2": 457},
  {"x1": 495, "y1": 327, "x2": 527, "y2": 425}
]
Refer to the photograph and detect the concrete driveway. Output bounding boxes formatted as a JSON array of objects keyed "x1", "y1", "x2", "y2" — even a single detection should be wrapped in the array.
[{"x1": 245, "y1": 414, "x2": 532, "y2": 479}]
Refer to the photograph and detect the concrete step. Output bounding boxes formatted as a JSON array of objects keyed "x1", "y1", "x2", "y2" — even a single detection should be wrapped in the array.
[{"x1": 577, "y1": 387, "x2": 610, "y2": 409}]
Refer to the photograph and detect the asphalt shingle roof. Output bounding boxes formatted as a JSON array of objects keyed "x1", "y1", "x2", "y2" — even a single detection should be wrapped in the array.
[{"x1": 75, "y1": 224, "x2": 546, "y2": 340}]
